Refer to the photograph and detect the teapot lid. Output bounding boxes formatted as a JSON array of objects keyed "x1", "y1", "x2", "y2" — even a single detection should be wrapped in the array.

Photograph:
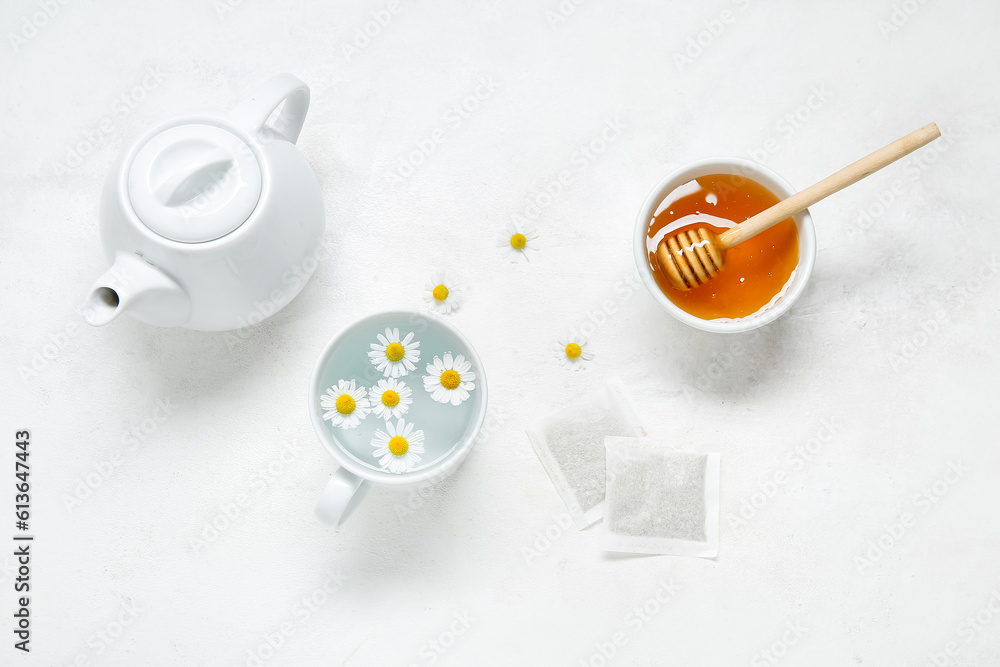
[{"x1": 127, "y1": 122, "x2": 262, "y2": 243}]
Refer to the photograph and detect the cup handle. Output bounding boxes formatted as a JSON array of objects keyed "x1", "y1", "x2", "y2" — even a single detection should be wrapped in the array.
[
  {"x1": 315, "y1": 467, "x2": 371, "y2": 527},
  {"x1": 229, "y1": 73, "x2": 310, "y2": 144}
]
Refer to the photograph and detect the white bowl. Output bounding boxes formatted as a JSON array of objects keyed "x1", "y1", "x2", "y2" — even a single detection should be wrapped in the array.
[{"x1": 632, "y1": 158, "x2": 816, "y2": 333}]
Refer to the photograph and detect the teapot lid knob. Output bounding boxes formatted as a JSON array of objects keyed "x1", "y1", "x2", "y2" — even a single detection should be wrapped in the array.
[{"x1": 127, "y1": 123, "x2": 262, "y2": 243}]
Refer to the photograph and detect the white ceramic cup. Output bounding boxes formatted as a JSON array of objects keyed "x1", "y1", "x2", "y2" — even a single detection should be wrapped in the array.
[
  {"x1": 311, "y1": 310, "x2": 488, "y2": 527},
  {"x1": 633, "y1": 158, "x2": 817, "y2": 333}
]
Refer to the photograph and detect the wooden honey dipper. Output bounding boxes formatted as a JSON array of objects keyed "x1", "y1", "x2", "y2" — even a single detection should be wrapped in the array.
[{"x1": 656, "y1": 122, "x2": 942, "y2": 291}]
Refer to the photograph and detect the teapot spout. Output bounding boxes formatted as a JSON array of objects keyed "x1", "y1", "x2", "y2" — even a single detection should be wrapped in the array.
[{"x1": 84, "y1": 254, "x2": 190, "y2": 327}]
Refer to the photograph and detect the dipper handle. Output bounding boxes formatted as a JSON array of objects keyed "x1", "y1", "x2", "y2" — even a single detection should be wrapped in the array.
[{"x1": 719, "y1": 122, "x2": 941, "y2": 249}]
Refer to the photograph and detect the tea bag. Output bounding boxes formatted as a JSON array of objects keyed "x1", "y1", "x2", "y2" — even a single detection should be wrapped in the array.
[
  {"x1": 602, "y1": 436, "x2": 720, "y2": 557},
  {"x1": 526, "y1": 379, "x2": 646, "y2": 529}
]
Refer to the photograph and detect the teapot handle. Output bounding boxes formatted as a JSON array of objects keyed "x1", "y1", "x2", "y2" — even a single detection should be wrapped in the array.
[{"x1": 229, "y1": 73, "x2": 310, "y2": 144}]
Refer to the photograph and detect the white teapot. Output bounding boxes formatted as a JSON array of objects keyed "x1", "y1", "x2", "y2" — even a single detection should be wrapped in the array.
[{"x1": 83, "y1": 73, "x2": 325, "y2": 331}]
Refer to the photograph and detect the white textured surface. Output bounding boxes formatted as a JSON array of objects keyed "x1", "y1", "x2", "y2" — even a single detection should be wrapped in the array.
[{"x1": 1, "y1": 1, "x2": 998, "y2": 665}]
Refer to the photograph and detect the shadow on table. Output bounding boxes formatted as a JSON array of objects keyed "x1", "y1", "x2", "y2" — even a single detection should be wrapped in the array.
[
  {"x1": 85, "y1": 299, "x2": 323, "y2": 443},
  {"x1": 632, "y1": 282, "x2": 820, "y2": 401}
]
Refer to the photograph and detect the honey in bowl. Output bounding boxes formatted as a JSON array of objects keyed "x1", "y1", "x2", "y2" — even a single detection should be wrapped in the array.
[{"x1": 644, "y1": 173, "x2": 799, "y2": 320}]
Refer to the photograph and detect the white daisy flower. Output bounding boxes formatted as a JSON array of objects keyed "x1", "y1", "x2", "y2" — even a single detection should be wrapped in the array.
[
  {"x1": 368, "y1": 327, "x2": 421, "y2": 378},
  {"x1": 497, "y1": 220, "x2": 539, "y2": 262},
  {"x1": 369, "y1": 377, "x2": 413, "y2": 421},
  {"x1": 557, "y1": 337, "x2": 593, "y2": 371},
  {"x1": 422, "y1": 352, "x2": 476, "y2": 406},
  {"x1": 423, "y1": 272, "x2": 463, "y2": 315},
  {"x1": 320, "y1": 379, "x2": 371, "y2": 429},
  {"x1": 371, "y1": 418, "x2": 425, "y2": 474}
]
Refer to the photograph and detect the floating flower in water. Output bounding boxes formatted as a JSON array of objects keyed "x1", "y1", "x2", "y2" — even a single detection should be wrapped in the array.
[
  {"x1": 423, "y1": 271, "x2": 463, "y2": 315},
  {"x1": 423, "y1": 352, "x2": 476, "y2": 406},
  {"x1": 371, "y1": 418, "x2": 425, "y2": 474},
  {"x1": 320, "y1": 379, "x2": 371, "y2": 428},
  {"x1": 368, "y1": 327, "x2": 421, "y2": 378},
  {"x1": 369, "y1": 377, "x2": 413, "y2": 421},
  {"x1": 497, "y1": 221, "x2": 539, "y2": 262},
  {"x1": 557, "y1": 337, "x2": 593, "y2": 371}
]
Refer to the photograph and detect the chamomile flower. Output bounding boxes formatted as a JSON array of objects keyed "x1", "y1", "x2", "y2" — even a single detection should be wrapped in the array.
[
  {"x1": 557, "y1": 337, "x2": 594, "y2": 371},
  {"x1": 497, "y1": 221, "x2": 539, "y2": 262},
  {"x1": 368, "y1": 327, "x2": 421, "y2": 378},
  {"x1": 423, "y1": 352, "x2": 476, "y2": 406},
  {"x1": 423, "y1": 272, "x2": 463, "y2": 315},
  {"x1": 369, "y1": 377, "x2": 413, "y2": 421},
  {"x1": 320, "y1": 379, "x2": 371, "y2": 429},
  {"x1": 371, "y1": 418, "x2": 425, "y2": 474}
]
